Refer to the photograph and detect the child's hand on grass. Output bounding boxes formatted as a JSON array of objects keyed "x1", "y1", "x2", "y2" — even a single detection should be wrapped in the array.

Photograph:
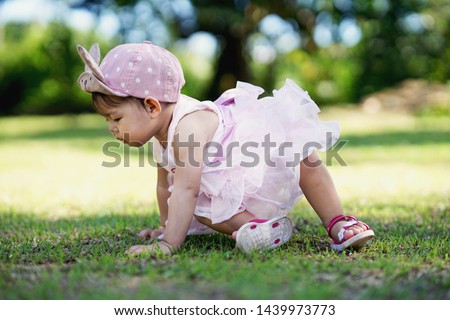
[
  {"x1": 137, "y1": 227, "x2": 164, "y2": 240},
  {"x1": 126, "y1": 241, "x2": 173, "y2": 257}
]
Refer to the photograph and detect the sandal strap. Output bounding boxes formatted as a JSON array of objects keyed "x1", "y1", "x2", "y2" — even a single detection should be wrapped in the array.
[
  {"x1": 336, "y1": 219, "x2": 358, "y2": 242},
  {"x1": 326, "y1": 215, "x2": 357, "y2": 238},
  {"x1": 249, "y1": 219, "x2": 269, "y2": 223},
  {"x1": 327, "y1": 215, "x2": 345, "y2": 238},
  {"x1": 327, "y1": 215, "x2": 372, "y2": 244}
]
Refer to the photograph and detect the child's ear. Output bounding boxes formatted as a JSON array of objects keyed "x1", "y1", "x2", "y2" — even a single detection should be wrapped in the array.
[{"x1": 143, "y1": 96, "x2": 161, "y2": 118}]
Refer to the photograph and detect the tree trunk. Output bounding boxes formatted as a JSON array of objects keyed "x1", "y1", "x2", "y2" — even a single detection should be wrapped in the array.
[{"x1": 206, "y1": 31, "x2": 249, "y2": 100}]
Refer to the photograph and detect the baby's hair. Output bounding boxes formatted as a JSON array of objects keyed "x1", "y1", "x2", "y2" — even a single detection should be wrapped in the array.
[{"x1": 92, "y1": 93, "x2": 145, "y2": 115}]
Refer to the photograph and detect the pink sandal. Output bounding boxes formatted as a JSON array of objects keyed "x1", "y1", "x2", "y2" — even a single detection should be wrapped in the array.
[
  {"x1": 235, "y1": 216, "x2": 293, "y2": 253},
  {"x1": 327, "y1": 215, "x2": 375, "y2": 251}
]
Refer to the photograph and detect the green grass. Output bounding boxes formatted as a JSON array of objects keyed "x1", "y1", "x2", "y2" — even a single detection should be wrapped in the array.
[{"x1": 0, "y1": 109, "x2": 449, "y2": 299}]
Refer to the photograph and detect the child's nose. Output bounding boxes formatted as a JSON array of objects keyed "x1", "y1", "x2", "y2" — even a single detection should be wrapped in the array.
[{"x1": 109, "y1": 122, "x2": 118, "y2": 133}]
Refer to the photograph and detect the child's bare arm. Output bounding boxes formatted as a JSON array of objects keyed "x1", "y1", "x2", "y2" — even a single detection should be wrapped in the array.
[
  {"x1": 156, "y1": 164, "x2": 170, "y2": 227},
  {"x1": 128, "y1": 143, "x2": 200, "y2": 254},
  {"x1": 138, "y1": 165, "x2": 170, "y2": 240},
  {"x1": 128, "y1": 110, "x2": 218, "y2": 255},
  {"x1": 162, "y1": 111, "x2": 218, "y2": 248}
]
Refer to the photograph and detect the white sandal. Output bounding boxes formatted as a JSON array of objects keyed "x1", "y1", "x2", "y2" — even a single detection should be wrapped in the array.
[
  {"x1": 327, "y1": 215, "x2": 375, "y2": 251},
  {"x1": 235, "y1": 216, "x2": 293, "y2": 253}
]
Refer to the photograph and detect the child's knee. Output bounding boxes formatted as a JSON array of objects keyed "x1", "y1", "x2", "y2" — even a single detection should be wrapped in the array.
[{"x1": 194, "y1": 214, "x2": 210, "y2": 225}]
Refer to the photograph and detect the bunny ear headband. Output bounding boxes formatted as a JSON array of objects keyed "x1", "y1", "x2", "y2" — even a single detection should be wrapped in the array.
[
  {"x1": 76, "y1": 41, "x2": 186, "y2": 102},
  {"x1": 76, "y1": 44, "x2": 127, "y2": 97}
]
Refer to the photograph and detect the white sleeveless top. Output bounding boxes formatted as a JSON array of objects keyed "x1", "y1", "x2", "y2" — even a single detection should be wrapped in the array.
[{"x1": 151, "y1": 80, "x2": 340, "y2": 226}]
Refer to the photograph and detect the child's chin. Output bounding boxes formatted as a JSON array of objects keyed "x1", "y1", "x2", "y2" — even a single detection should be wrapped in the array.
[{"x1": 127, "y1": 141, "x2": 145, "y2": 147}]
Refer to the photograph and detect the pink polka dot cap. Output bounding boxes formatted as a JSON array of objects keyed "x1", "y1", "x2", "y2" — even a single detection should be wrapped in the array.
[{"x1": 77, "y1": 41, "x2": 185, "y2": 103}]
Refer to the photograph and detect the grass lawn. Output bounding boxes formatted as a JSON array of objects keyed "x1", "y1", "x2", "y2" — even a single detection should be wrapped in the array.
[{"x1": 0, "y1": 109, "x2": 448, "y2": 299}]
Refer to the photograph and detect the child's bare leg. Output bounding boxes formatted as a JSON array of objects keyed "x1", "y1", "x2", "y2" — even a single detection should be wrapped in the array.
[
  {"x1": 194, "y1": 211, "x2": 256, "y2": 235},
  {"x1": 300, "y1": 152, "x2": 368, "y2": 240}
]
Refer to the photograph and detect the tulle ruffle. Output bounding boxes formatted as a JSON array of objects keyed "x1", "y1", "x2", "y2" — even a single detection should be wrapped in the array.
[{"x1": 193, "y1": 79, "x2": 340, "y2": 224}]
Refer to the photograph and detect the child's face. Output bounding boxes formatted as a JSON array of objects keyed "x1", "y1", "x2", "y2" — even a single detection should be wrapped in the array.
[{"x1": 104, "y1": 100, "x2": 154, "y2": 147}]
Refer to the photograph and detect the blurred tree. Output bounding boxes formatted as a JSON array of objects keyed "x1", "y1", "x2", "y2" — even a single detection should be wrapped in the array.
[
  {"x1": 69, "y1": 0, "x2": 322, "y2": 97},
  {"x1": 0, "y1": 22, "x2": 104, "y2": 114},
  {"x1": 0, "y1": 0, "x2": 448, "y2": 114},
  {"x1": 352, "y1": 0, "x2": 450, "y2": 97},
  {"x1": 71, "y1": 0, "x2": 450, "y2": 102}
]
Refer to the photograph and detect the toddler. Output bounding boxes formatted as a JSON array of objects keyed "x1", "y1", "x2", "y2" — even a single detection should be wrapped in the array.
[{"x1": 76, "y1": 41, "x2": 374, "y2": 255}]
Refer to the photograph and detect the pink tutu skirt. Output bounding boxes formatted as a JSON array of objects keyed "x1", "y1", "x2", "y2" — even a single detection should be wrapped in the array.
[{"x1": 188, "y1": 79, "x2": 340, "y2": 225}]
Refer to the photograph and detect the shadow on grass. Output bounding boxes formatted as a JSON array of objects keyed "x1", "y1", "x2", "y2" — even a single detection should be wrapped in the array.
[
  {"x1": 0, "y1": 205, "x2": 448, "y2": 299},
  {"x1": 342, "y1": 130, "x2": 449, "y2": 147},
  {"x1": 1, "y1": 203, "x2": 448, "y2": 265},
  {"x1": 3, "y1": 126, "x2": 449, "y2": 152},
  {"x1": 0, "y1": 127, "x2": 111, "y2": 141},
  {"x1": 0, "y1": 126, "x2": 155, "y2": 156}
]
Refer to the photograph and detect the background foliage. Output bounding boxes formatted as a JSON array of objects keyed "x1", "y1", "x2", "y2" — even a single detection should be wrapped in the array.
[{"x1": 0, "y1": 0, "x2": 449, "y2": 115}]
